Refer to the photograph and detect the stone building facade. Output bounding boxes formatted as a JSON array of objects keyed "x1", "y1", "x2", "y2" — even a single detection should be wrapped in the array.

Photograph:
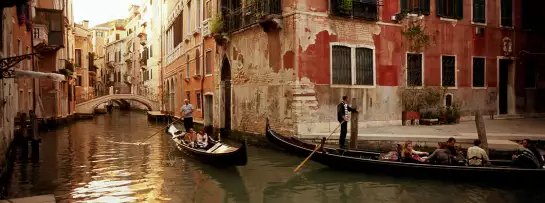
[
  {"x1": 74, "y1": 21, "x2": 94, "y2": 103},
  {"x1": 212, "y1": 0, "x2": 545, "y2": 136}
]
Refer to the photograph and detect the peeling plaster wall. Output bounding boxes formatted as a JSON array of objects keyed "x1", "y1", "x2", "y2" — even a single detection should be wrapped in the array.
[{"x1": 215, "y1": 15, "x2": 298, "y2": 135}]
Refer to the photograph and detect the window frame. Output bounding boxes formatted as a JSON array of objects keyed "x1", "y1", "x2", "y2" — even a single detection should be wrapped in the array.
[
  {"x1": 75, "y1": 48, "x2": 82, "y2": 67},
  {"x1": 205, "y1": 49, "x2": 213, "y2": 76},
  {"x1": 472, "y1": 56, "x2": 487, "y2": 89},
  {"x1": 471, "y1": 0, "x2": 486, "y2": 25},
  {"x1": 405, "y1": 52, "x2": 424, "y2": 87},
  {"x1": 437, "y1": 0, "x2": 464, "y2": 20},
  {"x1": 440, "y1": 55, "x2": 457, "y2": 89},
  {"x1": 196, "y1": 91, "x2": 202, "y2": 110},
  {"x1": 500, "y1": 0, "x2": 514, "y2": 28},
  {"x1": 329, "y1": 42, "x2": 376, "y2": 88}
]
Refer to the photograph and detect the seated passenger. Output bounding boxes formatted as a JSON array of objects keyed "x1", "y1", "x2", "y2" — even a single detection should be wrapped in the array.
[
  {"x1": 446, "y1": 137, "x2": 466, "y2": 165},
  {"x1": 427, "y1": 142, "x2": 451, "y2": 165},
  {"x1": 196, "y1": 130, "x2": 209, "y2": 149},
  {"x1": 185, "y1": 128, "x2": 197, "y2": 147},
  {"x1": 467, "y1": 139, "x2": 490, "y2": 166},
  {"x1": 522, "y1": 139, "x2": 544, "y2": 168},
  {"x1": 512, "y1": 146, "x2": 541, "y2": 169},
  {"x1": 401, "y1": 141, "x2": 428, "y2": 163}
]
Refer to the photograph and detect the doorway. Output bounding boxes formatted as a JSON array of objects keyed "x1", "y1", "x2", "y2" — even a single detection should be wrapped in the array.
[
  {"x1": 221, "y1": 57, "x2": 231, "y2": 130},
  {"x1": 499, "y1": 59, "x2": 513, "y2": 115},
  {"x1": 204, "y1": 95, "x2": 213, "y2": 126}
]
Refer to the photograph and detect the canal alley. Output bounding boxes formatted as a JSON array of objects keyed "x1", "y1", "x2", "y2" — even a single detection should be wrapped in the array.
[{"x1": 3, "y1": 111, "x2": 545, "y2": 203}]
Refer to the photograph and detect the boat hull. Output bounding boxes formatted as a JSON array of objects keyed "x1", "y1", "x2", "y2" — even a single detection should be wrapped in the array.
[
  {"x1": 265, "y1": 119, "x2": 545, "y2": 183},
  {"x1": 167, "y1": 124, "x2": 247, "y2": 167}
]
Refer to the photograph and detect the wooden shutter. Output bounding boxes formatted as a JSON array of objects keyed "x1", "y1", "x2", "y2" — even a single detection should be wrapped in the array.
[
  {"x1": 401, "y1": 0, "x2": 408, "y2": 12},
  {"x1": 332, "y1": 46, "x2": 352, "y2": 85},
  {"x1": 355, "y1": 48, "x2": 374, "y2": 86},
  {"x1": 501, "y1": 0, "x2": 513, "y2": 26},
  {"x1": 421, "y1": 0, "x2": 430, "y2": 15},
  {"x1": 473, "y1": 0, "x2": 485, "y2": 23},
  {"x1": 436, "y1": 0, "x2": 443, "y2": 16},
  {"x1": 455, "y1": 0, "x2": 464, "y2": 19}
]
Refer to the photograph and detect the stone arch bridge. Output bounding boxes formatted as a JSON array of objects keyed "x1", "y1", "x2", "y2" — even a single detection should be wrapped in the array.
[{"x1": 75, "y1": 94, "x2": 159, "y2": 114}]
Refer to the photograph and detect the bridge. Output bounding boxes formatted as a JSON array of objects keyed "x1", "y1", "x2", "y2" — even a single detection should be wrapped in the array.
[{"x1": 75, "y1": 94, "x2": 159, "y2": 114}]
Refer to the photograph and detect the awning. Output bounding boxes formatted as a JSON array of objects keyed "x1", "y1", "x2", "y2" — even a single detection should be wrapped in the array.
[{"x1": 14, "y1": 70, "x2": 66, "y2": 81}]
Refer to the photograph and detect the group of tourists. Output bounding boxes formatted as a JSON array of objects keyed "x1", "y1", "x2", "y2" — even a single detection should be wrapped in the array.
[
  {"x1": 383, "y1": 137, "x2": 544, "y2": 169},
  {"x1": 182, "y1": 128, "x2": 210, "y2": 149}
]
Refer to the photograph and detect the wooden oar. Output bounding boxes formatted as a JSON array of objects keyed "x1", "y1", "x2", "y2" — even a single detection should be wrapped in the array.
[
  {"x1": 294, "y1": 120, "x2": 347, "y2": 172},
  {"x1": 137, "y1": 117, "x2": 183, "y2": 145}
]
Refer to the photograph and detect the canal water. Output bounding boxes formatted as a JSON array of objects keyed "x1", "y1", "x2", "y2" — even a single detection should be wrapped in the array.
[{"x1": 4, "y1": 110, "x2": 545, "y2": 203}]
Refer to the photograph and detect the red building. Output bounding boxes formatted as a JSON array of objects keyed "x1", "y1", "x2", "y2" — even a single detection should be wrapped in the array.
[{"x1": 214, "y1": 0, "x2": 545, "y2": 135}]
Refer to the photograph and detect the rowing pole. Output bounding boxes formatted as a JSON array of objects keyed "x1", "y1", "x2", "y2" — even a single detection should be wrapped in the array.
[
  {"x1": 137, "y1": 116, "x2": 183, "y2": 145},
  {"x1": 293, "y1": 120, "x2": 347, "y2": 172}
]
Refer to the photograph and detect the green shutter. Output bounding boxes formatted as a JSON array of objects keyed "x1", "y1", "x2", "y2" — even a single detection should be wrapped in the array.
[
  {"x1": 422, "y1": 0, "x2": 430, "y2": 15},
  {"x1": 473, "y1": 0, "x2": 485, "y2": 23},
  {"x1": 455, "y1": 0, "x2": 464, "y2": 19},
  {"x1": 436, "y1": 0, "x2": 443, "y2": 16},
  {"x1": 401, "y1": 0, "x2": 408, "y2": 12}
]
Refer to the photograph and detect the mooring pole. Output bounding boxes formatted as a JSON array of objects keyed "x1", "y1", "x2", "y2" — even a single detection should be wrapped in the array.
[{"x1": 349, "y1": 98, "x2": 359, "y2": 149}]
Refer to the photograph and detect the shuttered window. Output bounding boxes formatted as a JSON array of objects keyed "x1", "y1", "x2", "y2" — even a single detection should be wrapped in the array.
[
  {"x1": 332, "y1": 46, "x2": 352, "y2": 85},
  {"x1": 407, "y1": 53, "x2": 423, "y2": 86},
  {"x1": 331, "y1": 45, "x2": 375, "y2": 86},
  {"x1": 472, "y1": 0, "x2": 486, "y2": 23},
  {"x1": 442, "y1": 56, "x2": 456, "y2": 87},
  {"x1": 437, "y1": 0, "x2": 463, "y2": 19},
  {"x1": 401, "y1": 0, "x2": 430, "y2": 15},
  {"x1": 501, "y1": 0, "x2": 513, "y2": 27},
  {"x1": 472, "y1": 57, "x2": 485, "y2": 87}
]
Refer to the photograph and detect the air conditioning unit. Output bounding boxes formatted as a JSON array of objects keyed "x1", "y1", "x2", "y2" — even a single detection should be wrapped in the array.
[{"x1": 475, "y1": 27, "x2": 485, "y2": 36}]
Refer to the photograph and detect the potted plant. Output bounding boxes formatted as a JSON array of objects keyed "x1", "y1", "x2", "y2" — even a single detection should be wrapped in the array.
[
  {"x1": 210, "y1": 14, "x2": 228, "y2": 45},
  {"x1": 400, "y1": 88, "x2": 422, "y2": 126}
]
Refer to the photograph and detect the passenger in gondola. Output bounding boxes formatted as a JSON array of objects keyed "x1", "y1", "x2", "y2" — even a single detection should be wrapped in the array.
[
  {"x1": 446, "y1": 137, "x2": 466, "y2": 165},
  {"x1": 196, "y1": 130, "x2": 209, "y2": 149},
  {"x1": 426, "y1": 142, "x2": 451, "y2": 165},
  {"x1": 511, "y1": 139, "x2": 542, "y2": 169},
  {"x1": 522, "y1": 139, "x2": 544, "y2": 168},
  {"x1": 401, "y1": 141, "x2": 428, "y2": 163},
  {"x1": 467, "y1": 139, "x2": 490, "y2": 167},
  {"x1": 185, "y1": 128, "x2": 197, "y2": 148}
]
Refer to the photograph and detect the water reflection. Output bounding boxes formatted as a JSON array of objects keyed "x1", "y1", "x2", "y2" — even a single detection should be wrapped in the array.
[{"x1": 5, "y1": 111, "x2": 545, "y2": 203}]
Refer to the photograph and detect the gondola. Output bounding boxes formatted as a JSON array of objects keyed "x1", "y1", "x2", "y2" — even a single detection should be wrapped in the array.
[
  {"x1": 167, "y1": 123, "x2": 247, "y2": 167},
  {"x1": 265, "y1": 119, "x2": 545, "y2": 183}
]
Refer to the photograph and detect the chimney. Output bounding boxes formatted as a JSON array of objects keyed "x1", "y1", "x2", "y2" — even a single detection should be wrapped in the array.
[{"x1": 83, "y1": 20, "x2": 89, "y2": 29}]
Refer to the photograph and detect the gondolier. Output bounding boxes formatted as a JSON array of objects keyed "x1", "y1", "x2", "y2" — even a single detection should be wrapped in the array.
[
  {"x1": 181, "y1": 99, "x2": 194, "y2": 132},
  {"x1": 337, "y1": 96, "x2": 359, "y2": 149}
]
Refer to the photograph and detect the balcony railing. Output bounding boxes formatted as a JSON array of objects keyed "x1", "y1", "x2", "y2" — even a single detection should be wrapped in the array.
[
  {"x1": 222, "y1": 0, "x2": 282, "y2": 33},
  {"x1": 34, "y1": 8, "x2": 65, "y2": 47},
  {"x1": 330, "y1": 0, "x2": 380, "y2": 21}
]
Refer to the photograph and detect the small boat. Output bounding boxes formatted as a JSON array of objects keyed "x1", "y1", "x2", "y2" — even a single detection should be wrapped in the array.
[
  {"x1": 167, "y1": 124, "x2": 247, "y2": 166},
  {"x1": 265, "y1": 119, "x2": 545, "y2": 183}
]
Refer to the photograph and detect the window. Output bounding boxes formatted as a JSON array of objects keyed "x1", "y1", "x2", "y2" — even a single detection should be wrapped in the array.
[
  {"x1": 18, "y1": 40, "x2": 22, "y2": 69},
  {"x1": 116, "y1": 33, "x2": 120, "y2": 40},
  {"x1": 331, "y1": 45, "x2": 374, "y2": 86},
  {"x1": 186, "y1": 91, "x2": 191, "y2": 102},
  {"x1": 472, "y1": 0, "x2": 486, "y2": 23},
  {"x1": 330, "y1": 0, "x2": 378, "y2": 21},
  {"x1": 186, "y1": 55, "x2": 190, "y2": 78},
  {"x1": 196, "y1": 92, "x2": 201, "y2": 109},
  {"x1": 75, "y1": 49, "x2": 82, "y2": 67},
  {"x1": 172, "y1": 12, "x2": 183, "y2": 47},
  {"x1": 437, "y1": 0, "x2": 463, "y2": 19},
  {"x1": 205, "y1": 50, "x2": 212, "y2": 75},
  {"x1": 149, "y1": 45, "x2": 153, "y2": 57},
  {"x1": 441, "y1": 56, "x2": 456, "y2": 87},
  {"x1": 501, "y1": 0, "x2": 513, "y2": 27},
  {"x1": 400, "y1": 0, "x2": 430, "y2": 15},
  {"x1": 187, "y1": 3, "x2": 191, "y2": 33},
  {"x1": 196, "y1": 49, "x2": 200, "y2": 75},
  {"x1": 26, "y1": 47, "x2": 30, "y2": 70},
  {"x1": 407, "y1": 53, "x2": 423, "y2": 86},
  {"x1": 197, "y1": 0, "x2": 201, "y2": 26},
  {"x1": 205, "y1": 0, "x2": 211, "y2": 19},
  {"x1": 77, "y1": 76, "x2": 82, "y2": 86},
  {"x1": 472, "y1": 57, "x2": 485, "y2": 87}
]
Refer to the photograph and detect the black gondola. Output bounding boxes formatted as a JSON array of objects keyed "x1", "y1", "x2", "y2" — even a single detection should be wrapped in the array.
[
  {"x1": 265, "y1": 119, "x2": 545, "y2": 183},
  {"x1": 167, "y1": 124, "x2": 247, "y2": 167}
]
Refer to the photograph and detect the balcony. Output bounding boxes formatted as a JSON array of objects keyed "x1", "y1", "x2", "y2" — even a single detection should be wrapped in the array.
[
  {"x1": 33, "y1": 8, "x2": 65, "y2": 52},
  {"x1": 329, "y1": 0, "x2": 380, "y2": 21},
  {"x1": 222, "y1": 0, "x2": 282, "y2": 33},
  {"x1": 140, "y1": 58, "x2": 147, "y2": 66}
]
